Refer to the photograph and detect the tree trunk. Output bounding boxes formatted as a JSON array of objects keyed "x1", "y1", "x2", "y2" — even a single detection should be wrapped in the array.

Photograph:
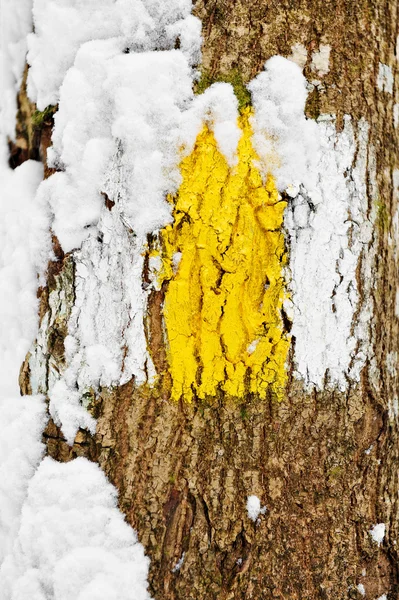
[{"x1": 15, "y1": 1, "x2": 399, "y2": 599}]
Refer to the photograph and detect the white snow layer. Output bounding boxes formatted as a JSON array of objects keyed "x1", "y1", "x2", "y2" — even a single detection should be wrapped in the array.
[
  {"x1": 0, "y1": 141, "x2": 48, "y2": 582},
  {"x1": 27, "y1": 0, "x2": 202, "y2": 110},
  {"x1": 38, "y1": 42, "x2": 239, "y2": 253},
  {"x1": 0, "y1": 2, "x2": 50, "y2": 566},
  {"x1": 0, "y1": 144, "x2": 151, "y2": 591},
  {"x1": 0, "y1": 457, "x2": 152, "y2": 600},
  {"x1": 248, "y1": 56, "x2": 319, "y2": 193},
  {"x1": 249, "y1": 57, "x2": 374, "y2": 390},
  {"x1": 28, "y1": 0, "x2": 242, "y2": 441},
  {"x1": 0, "y1": 0, "x2": 33, "y2": 138},
  {"x1": 0, "y1": 2, "x2": 156, "y2": 595},
  {"x1": 0, "y1": 395, "x2": 46, "y2": 567},
  {"x1": 0, "y1": 144, "x2": 49, "y2": 392}
]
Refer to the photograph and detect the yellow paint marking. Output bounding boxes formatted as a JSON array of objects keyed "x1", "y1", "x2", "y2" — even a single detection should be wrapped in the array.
[{"x1": 158, "y1": 108, "x2": 290, "y2": 402}]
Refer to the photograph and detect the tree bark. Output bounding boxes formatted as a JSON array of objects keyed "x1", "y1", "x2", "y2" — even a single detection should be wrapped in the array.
[{"x1": 15, "y1": 1, "x2": 399, "y2": 599}]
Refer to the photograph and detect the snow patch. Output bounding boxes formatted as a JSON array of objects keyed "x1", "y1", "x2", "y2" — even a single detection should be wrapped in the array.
[
  {"x1": 39, "y1": 40, "x2": 239, "y2": 254},
  {"x1": 356, "y1": 583, "x2": 365, "y2": 596},
  {"x1": 369, "y1": 523, "x2": 385, "y2": 546},
  {"x1": 246, "y1": 495, "x2": 267, "y2": 522},
  {"x1": 390, "y1": 170, "x2": 399, "y2": 262},
  {"x1": 0, "y1": 141, "x2": 49, "y2": 580},
  {"x1": 27, "y1": 0, "x2": 201, "y2": 110},
  {"x1": 31, "y1": 0, "x2": 241, "y2": 441},
  {"x1": 0, "y1": 144, "x2": 50, "y2": 394},
  {"x1": 0, "y1": 0, "x2": 33, "y2": 138},
  {"x1": 285, "y1": 116, "x2": 374, "y2": 389},
  {"x1": 0, "y1": 457, "x2": 152, "y2": 600},
  {"x1": 248, "y1": 56, "x2": 319, "y2": 193},
  {"x1": 249, "y1": 58, "x2": 374, "y2": 390},
  {"x1": 0, "y1": 395, "x2": 47, "y2": 566}
]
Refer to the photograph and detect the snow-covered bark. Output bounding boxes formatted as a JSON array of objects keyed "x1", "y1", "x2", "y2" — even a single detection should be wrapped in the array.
[{"x1": 1, "y1": 0, "x2": 398, "y2": 599}]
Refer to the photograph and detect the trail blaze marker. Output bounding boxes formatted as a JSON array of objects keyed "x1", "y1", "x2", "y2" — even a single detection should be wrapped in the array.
[{"x1": 157, "y1": 109, "x2": 290, "y2": 402}]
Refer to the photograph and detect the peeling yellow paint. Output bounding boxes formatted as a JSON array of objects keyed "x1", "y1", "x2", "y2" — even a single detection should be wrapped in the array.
[{"x1": 158, "y1": 108, "x2": 290, "y2": 402}]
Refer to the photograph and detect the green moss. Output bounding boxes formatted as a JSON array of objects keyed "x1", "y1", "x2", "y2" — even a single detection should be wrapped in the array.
[
  {"x1": 195, "y1": 70, "x2": 214, "y2": 97},
  {"x1": 31, "y1": 105, "x2": 57, "y2": 129},
  {"x1": 328, "y1": 465, "x2": 342, "y2": 479},
  {"x1": 195, "y1": 68, "x2": 252, "y2": 112},
  {"x1": 240, "y1": 405, "x2": 249, "y2": 420}
]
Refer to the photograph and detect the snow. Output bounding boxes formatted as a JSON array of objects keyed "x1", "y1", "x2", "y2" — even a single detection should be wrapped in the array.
[
  {"x1": 286, "y1": 116, "x2": 373, "y2": 389},
  {"x1": 0, "y1": 143, "x2": 151, "y2": 593},
  {"x1": 369, "y1": 523, "x2": 385, "y2": 546},
  {"x1": 0, "y1": 142, "x2": 48, "y2": 582},
  {"x1": 28, "y1": 0, "x2": 241, "y2": 441},
  {"x1": 0, "y1": 148, "x2": 50, "y2": 393},
  {"x1": 0, "y1": 0, "x2": 33, "y2": 138},
  {"x1": 49, "y1": 379, "x2": 96, "y2": 446},
  {"x1": 41, "y1": 42, "x2": 187, "y2": 251},
  {"x1": 0, "y1": 457, "x2": 152, "y2": 600},
  {"x1": 389, "y1": 170, "x2": 399, "y2": 262},
  {"x1": 189, "y1": 82, "x2": 241, "y2": 166},
  {"x1": 27, "y1": 0, "x2": 202, "y2": 110},
  {"x1": 41, "y1": 44, "x2": 240, "y2": 253},
  {"x1": 246, "y1": 495, "x2": 267, "y2": 522},
  {"x1": 1, "y1": 3, "x2": 159, "y2": 594},
  {"x1": 0, "y1": 395, "x2": 47, "y2": 566},
  {"x1": 356, "y1": 583, "x2": 365, "y2": 596},
  {"x1": 248, "y1": 55, "x2": 319, "y2": 193},
  {"x1": 249, "y1": 57, "x2": 374, "y2": 390}
]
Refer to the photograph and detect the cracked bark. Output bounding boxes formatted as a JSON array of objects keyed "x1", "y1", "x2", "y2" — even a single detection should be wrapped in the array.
[{"x1": 13, "y1": 1, "x2": 399, "y2": 598}]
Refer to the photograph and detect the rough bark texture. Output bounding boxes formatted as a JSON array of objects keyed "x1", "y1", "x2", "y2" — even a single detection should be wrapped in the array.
[{"x1": 15, "y1": 1, "x2": 399, "y2": 598}]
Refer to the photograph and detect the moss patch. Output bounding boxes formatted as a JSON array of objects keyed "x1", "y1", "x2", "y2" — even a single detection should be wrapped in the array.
[
  {"x1": 195, "y1": 68, "x2": 251, "y2": 111},
  {"x1": 32, "y1": 105, "x2": 57, "y2": 129}
]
